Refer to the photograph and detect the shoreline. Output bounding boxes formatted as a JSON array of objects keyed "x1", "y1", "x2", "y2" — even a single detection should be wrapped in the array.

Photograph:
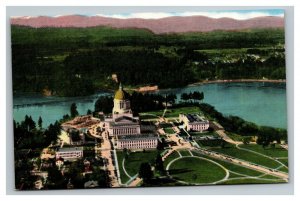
[
  {"x1": 188, "y1": 79, "x2": 286, "y2": 87},
  {"x1": 14, "y1": 79, "x2": 286, "y2": 98}
]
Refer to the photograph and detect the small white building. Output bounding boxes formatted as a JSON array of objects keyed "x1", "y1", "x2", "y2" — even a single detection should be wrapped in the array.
[
  {"x1": 179, "y1": 113, "x2": 209, "y2": 132},
  {"x1": 55, "y1": 147, "x2": 83, "y2": 161}
]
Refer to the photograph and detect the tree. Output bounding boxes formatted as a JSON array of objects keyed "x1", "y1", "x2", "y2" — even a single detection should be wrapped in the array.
[
  {"x1": 38, "y1": 116, "x2": 43, "y2": 129},
  {"x1": 22, "y1": 115, "x2": 36, "y2": 131},
  {"x1": 46, "y1": 166, "x2": 64, "y2": 189},
  {"x1": 242, "y1": 136, "x2": 251, "y2": 145},
  {"x1": 139, "y1": 163, "x2": 153, "y2": 182},
  {"x1": 86, "y1": 109, "x2": 92, "y2": 115},
  {"x1": 70, "y1": 103, "x2": 79, "y2": 117},
  {"x1": 155, "y1": 154, "x2": 164, "y2": 173},
  {"x1": 94, "y1": 96, "x2": 113, "y2": 113}
]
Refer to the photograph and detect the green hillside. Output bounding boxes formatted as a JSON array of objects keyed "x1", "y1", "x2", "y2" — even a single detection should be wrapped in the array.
[{"x1": 11, "y1": 26, "x2": 286, "y2": 96}]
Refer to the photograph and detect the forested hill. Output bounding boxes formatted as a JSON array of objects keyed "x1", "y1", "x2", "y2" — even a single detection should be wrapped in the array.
[{"x1": 11, "y1": 25, "x2": 285, "y2": 96}]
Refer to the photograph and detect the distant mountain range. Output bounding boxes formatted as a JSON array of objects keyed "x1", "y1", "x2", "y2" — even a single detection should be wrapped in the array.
[{"x1": 10, "y1": 15, "x2": 284, "y2": 34}]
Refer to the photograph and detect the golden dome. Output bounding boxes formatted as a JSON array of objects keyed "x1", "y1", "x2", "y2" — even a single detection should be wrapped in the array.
[{"x1": 114, "y1": 83, "x2": 128, "y2": 100}]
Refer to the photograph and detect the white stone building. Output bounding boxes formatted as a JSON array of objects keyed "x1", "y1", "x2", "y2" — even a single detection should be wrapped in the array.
[
  {"x1": 116, "y1": 133, "x2": 158, "y2": 149},
  {"x1": 179, "y1": 113, "x2": 209, "y2": 132},
  {"x1": 55, "y1": 147, "x2": 83, "y2": 161}
]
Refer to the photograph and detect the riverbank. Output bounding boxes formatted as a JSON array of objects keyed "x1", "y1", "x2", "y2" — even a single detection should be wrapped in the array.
[
  {"x1": 188, "y1": 79, "x2": 286, "y2": 87},
  {"x1": 127, "y1": 79, "x2": 286, "y2": 93}
]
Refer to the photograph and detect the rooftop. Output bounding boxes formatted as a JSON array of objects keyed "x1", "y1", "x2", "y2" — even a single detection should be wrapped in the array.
[
  {"x1": 57, "y1": 147, "x2": 83, "y2": 152},
  {"x1": 184, "y1": 114, "x2": 208, "y2": 123},
  {"x1": 117, "y1": 133, "x2": 158, "y2": 141}
]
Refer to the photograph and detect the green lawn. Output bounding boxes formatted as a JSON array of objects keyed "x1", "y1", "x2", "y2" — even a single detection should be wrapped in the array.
[
  {"x1": 277, "y1": 158, "x2": 289, "y2": 167},
  {"x1": 191, "y1": 151, "x2": 268, "y2": 177},
  {"x1": 163, "y1": 151, "x2": 180, "y2": 168},
  {"x1": 209, "y1": 146, "x2": 282, "y2": 169},
  {"x1": 239, "y1": 144, "x2": 288, "y2": 158},
  {"x1": 277, "y1": 166, "x2": 289, "y2": 173},
  {"x1": 123, "y1": 150, "x2": 160, "y2": 177},
  {"x1": 178, "y1": 150, "x2": 192, "y2": 157},
  {"x1": 225, "y1": 132, "x2": 245, "y2": 141},
  {"x1": 116, "y1": 151, "x2": 131, "y2": 184},
  {"x1": 139, "y1": 114, "x2": 159, "y2": 120},
  {"x1": 196, "y1": 139, "x2": 232, "y2": 148},
  {"x1": 168, "y1": 157, "x2": 227, "y2": 184},
  {"x1": 159, "y1": 122, "x2": 173, "y2": 128},
  {"x1": 164, "y1": 127, "x2": 175, "y2": 134}
]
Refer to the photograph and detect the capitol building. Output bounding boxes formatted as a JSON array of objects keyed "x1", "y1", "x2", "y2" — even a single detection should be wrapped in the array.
[{"x1": 104, "y1": 84, "x2": 158, "y2": 150}]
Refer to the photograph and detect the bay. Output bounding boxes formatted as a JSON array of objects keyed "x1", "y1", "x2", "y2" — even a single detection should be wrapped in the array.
[{"x1": 13, "y1": 82, "x2": 287, "y2": 129}]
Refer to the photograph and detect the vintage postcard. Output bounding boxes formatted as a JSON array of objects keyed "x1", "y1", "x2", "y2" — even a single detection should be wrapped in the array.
[{"x1": 11, "y1": 9, "x2": 288, "y2": 190}]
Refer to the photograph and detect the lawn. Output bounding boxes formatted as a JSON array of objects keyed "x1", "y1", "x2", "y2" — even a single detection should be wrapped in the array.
[
  {"x1": 116, "y1": 151, "x2": 131, "y2": 184},
  {"x1": 277, "y1": 158, "x2": 289, "y2": 167},
  {"x1": 139, "y1": 114, "x2": 159, "y2": 120},
  {"x1": 239, "y1": 144, "x2": 288, "y2": 158},
  {"x1": 209, "y1": 146, "x2": 282, "y2": 169},
  {"x1": 159, "y1": 122, "x2": 173, "y2": 129},
  {"x1": 168, "y1": 157, "x2": 227, "y2": 184},
  {"x1": 164, "y1": 127, "x2": 175, "y2": 134},
  {"x1": 191, "y1": 150, "x2": 269, "y2": 177},
  {"x1": 196, "y1": 139, "x2": 231, "y2": 148},
  {"x1": 225, "y1": 132, "x2": 245, "y2": 142},
  {"x1": 163, "y1": 151, "x2": 180, "y2": 168},
  {"x1": 123, "y1": 150, "x2": 161, "y2": 177},
  {"x1": 178, "y1": 150, "x2": 192, "y2": 157}
]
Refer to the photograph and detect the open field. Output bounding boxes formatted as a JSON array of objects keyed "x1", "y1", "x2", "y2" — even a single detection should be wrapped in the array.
[{"x1": 168, "y1": 157, "x2": 227, "y2": 184}]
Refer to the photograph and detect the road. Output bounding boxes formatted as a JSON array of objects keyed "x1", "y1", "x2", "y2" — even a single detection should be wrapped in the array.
[{"x1": 97, "y1": 131, "x2": 120, "y2": 187}]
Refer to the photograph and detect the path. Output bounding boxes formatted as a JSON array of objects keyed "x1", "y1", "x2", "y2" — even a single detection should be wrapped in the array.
[{"x1": 97, "y1": 131, "x2": 119, "y2": 187}]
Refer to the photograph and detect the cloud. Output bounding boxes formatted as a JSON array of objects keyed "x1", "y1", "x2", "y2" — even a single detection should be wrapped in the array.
[{"x1": 95, "y1": 11, "x2": 284, "y2": 20}]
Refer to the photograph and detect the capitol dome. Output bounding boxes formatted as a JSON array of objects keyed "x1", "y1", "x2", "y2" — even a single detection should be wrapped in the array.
[{"x1": 114, "y1": 83, "x2": 129, "y2": 100}]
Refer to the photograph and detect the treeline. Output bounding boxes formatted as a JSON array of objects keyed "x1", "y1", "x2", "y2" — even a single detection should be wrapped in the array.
[
  {"x1": 94, "y1": 92, "x2": 178, "y2": 115},
  {"x1": 11, "y1": 26, "x2": 286, "y2": 96},
  {"x1": 11, "y1": 26, "x2": 284, "y2": 49},
  {"x1": 14, "y1": 115, "x2": 61, "y2": 149}
]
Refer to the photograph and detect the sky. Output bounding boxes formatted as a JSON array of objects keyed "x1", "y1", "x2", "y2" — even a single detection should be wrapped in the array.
[{"x1": 94, "y1": 9, "x2": 284, "y2": 20}]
